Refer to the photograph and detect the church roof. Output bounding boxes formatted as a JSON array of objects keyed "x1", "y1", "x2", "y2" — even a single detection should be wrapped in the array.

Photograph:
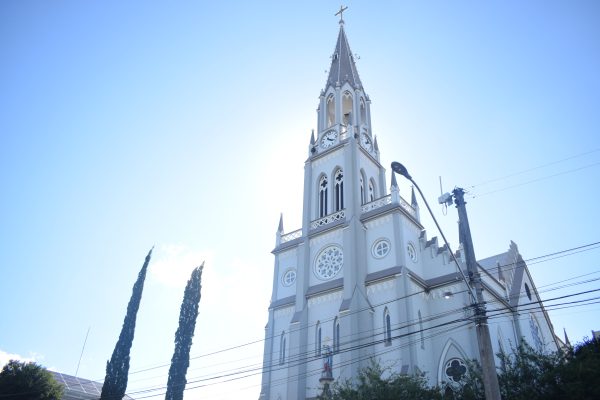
[{"x1": 326, "y1": 24, "x2": 362, "y2": 90}]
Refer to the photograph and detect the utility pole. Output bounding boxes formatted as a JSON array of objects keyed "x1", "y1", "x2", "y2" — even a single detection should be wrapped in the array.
[
  {"x1": 391, "y1": 162, "x2": 502, "y2": 399},
  {"x1": 453, "y1": 188, "x2": 502, "y2": 400}
]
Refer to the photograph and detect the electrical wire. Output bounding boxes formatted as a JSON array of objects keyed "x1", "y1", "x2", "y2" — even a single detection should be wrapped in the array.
[{"x1": 467, "y1": 148, "x2": 600, "y2": 190}]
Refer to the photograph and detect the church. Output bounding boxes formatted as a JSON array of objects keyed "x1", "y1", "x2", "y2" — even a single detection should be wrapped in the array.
[{"x1": 259, "y1": 13, "x2": 559, "y2": 400}]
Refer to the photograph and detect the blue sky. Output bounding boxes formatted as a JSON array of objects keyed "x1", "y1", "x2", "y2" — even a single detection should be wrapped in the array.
[{"x1": 1, "y1": 1, "x2": 599, "y2": 399}]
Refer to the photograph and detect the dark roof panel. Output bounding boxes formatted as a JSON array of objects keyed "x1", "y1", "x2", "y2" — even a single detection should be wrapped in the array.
[{"x1": 326, "y1": 24, "x2": 362, "y2": 90}]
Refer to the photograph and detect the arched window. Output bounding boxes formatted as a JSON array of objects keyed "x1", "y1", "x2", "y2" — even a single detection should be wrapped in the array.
[
  {"x1": 342, "y1": 92, "x2": 353, "y2": 127},
  {"x1": 333, "y1": 317, "x2": 340, "y2": 354},
  {"x1": 529, "y1": 314, "x2": 544, "y2": 352},
  {"x1": 316, "y1": 321, "x2": 322, "y2": 356},
  {"x1": 326, "y1": 95, "x2": 335, "y2": 127},
  {"x1": 359, "y1": 175, "x2": 365, "y2": 205},
  {"x1": 525, "y1": 282, "x2": 532, "y2": 300},
  {"x1": 319, "y1": 175, "x2": 328, "y2": 218},
  {"x1": 334, "y1": 169, "x2": 344, "y2": 211},
  {"x1": 360, "y1": 97, "x2": 366, "y2": 124},
  {"x1": 369, "y1": 179, "x2": 375, "y2": 202},
  {"x1": 384, "y1": 308, "x2": 392, "y2": 345},
  {"x1": 279, "y1": 331, "x2": 286, "y2": 365},
  {"x1": 418, "y1": 310, "x2": 425, "y2": 349}
]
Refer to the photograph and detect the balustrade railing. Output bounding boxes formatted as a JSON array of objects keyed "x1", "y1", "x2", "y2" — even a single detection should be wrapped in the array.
[
  {"x1": 361, "y1": 194, "x2": 392, "y2": 213},
  {"x1": 399, "y1": 197, "x2": 417, "y2": 218},
  {"x1": 281, "y1": 194, "x2": 416, "y2": 244},
  {"x1": 310, "y1": 209, "x2": 345, "y2": 230},
  {"x1": 281, "y1": 228, "x2": 302, "y2": 243},
  {"x1": 361, "y1": 194, "x2": 417, "y2": 219}
]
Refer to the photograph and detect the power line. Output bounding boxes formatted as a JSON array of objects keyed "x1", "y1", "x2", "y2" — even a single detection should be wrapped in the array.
[
  {"x1": 467, "y1": 148, "x2": 600, "y2": 190},
  {"x1": 85, "y1": 243, "x2": 600, "y2": 398},
  {"x1": 113, "y1": 240, "x2": 600, "y2": 385},
  {"x1": 132, "y1": 285, "x2": 600, "y2": 399},
  {"x1": 470, "y1": 160, "x2": 600, "y2": 197}
]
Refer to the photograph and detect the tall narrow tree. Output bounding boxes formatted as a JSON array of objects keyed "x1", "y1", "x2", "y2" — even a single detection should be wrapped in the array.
[
  {"x1": 100, "y1": 248, "x2": 153, "y2": 400},
  {"x1": 165, "y1": 263, "x2": 204, "y2": 400}
]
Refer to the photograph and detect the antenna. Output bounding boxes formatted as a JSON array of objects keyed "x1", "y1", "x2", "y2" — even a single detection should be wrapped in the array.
[
  {"x1": 438, "y1": 176, "x2": 452, "y2": 215},
  {"x1": 75, "y1": 326, "x2": 90, "y2": 377}
]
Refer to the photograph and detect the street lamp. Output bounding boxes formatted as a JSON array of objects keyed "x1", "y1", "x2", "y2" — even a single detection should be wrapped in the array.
[
  {"x1": 391, "y1": 161, "x2": 502, "y2": 400},
  {"x1": 390, "y1": 162, "x2": 476, "y2": 302}
]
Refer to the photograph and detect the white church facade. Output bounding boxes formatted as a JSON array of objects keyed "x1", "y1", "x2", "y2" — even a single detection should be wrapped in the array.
[{"x1": 259, "y1": 18, "x2": 559, "y2": 400}]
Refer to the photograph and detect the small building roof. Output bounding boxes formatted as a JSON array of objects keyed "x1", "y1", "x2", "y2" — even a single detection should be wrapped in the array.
[{"x1": 50, "y1": 371, "x2": 135, "y2": 400}]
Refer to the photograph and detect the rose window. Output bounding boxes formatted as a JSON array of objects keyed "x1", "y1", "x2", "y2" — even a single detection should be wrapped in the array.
[{"x1": 315, "y1": 245, "x2": 344, "y2": 280}]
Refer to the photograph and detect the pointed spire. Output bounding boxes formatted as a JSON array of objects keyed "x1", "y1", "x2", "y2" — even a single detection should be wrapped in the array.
[
  {"x1": 278, "y1": 213, "x2": 284, "y2": 233},
  {"x1": 391, "y1": 171, "x2": 398, "y2": 189},
  {"x1": 411, "y1": 186, "x2": 419, "y2": 208},
  {"x1": 310, "y1": 129, "x2": 315, "y2": 145},
  {"x1": 374, "y1": 135, "x2": 379, "y2": 152},
  {"x1": 326, "y1": 23, "x2": 362, "y2": 89},
  {"x1": 564, "y1": 327, "x2": 571, "y2": 347}
]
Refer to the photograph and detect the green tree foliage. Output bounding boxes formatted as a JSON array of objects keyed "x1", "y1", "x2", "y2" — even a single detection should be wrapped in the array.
[
  {"x1": 0, "y1": 360, "x2": 64, "y2": 400},
  {"x1": 165, "y1": 264, "x2": 204, "y2": 400},
  {"x1": 560, "y1": 337, "x2": 600, "y2": 400},
  {"x1": 451, "y1": 339, "x2": 600, "y2": 400},
  {"x1": 318, "y1": 338, "x2": 600, "y2": 400},
  {"x1": 100, "y1": 248, "x2": 153, "y2": 400},
  {"x1": 319, "y1": 360, "x2": 442, "y2": 400},
  {"x1": 496, "y1": 341, "x2": 565, "y2": 400}
]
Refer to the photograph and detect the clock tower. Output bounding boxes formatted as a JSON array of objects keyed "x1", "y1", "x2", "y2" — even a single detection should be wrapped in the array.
[{"x1": 258, "y1": 17, "x2": 424, "y2": 399}]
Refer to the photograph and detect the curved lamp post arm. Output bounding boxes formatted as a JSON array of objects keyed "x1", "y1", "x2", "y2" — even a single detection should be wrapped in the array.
[{"x1": 391, "y1": 162, "x2": 477, "y2": 304}]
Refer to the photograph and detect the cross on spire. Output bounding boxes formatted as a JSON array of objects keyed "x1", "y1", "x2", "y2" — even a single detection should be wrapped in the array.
[{"x1": 335, "y1": 5, "x2": 348, "y2": 24}]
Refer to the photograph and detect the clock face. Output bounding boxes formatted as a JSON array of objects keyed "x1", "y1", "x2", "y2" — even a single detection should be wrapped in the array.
[
  {"x1": 320, "y1": 130, "x2": 338, "y2": 149},
  {"x1": 314, "y1": 245, "x2": 344, "y2": 280},
  {"x1": 360, "y1": 133, "x2": 373, "y2": 151}
]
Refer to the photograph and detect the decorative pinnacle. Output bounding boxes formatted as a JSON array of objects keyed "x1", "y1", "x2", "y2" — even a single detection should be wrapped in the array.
[
  {"x1": 411, "y1": 186, "x2": 418, "y2": 207},
  {"x1": 335, "y1": 5, "x2": 348, "y2": 25}
]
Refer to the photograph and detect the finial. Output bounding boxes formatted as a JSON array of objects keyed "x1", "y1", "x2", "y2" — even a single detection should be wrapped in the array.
[
  {"x1": 373, "y1": 135, "x2": 379, "y2": 152},
  {"x1": 278, "y1": 213, "x2": 284, "y2": 233},
  {"x1": 310, "y1": 129, "x2": 315, "y2": 145},
  {"x1": 411, "y1": 186, "x2": 419, "y2": 207},
  {"x1": 335, "y1": 5, "x2": 348, "y2": 25},
  {"x1": 564, "y1": 327, "x2": 571, "y2": 347},
  {"x1": 391, "y1": 171, "x2": 398, "y2": 188}
]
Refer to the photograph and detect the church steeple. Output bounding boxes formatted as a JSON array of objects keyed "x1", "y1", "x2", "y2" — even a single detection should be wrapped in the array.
[
  {"x1": 326, "y1": 23, "x2": 363, "y2": 90},
  {"x1": 315, "y1": 13, "x2": 374, "y2": 147}
]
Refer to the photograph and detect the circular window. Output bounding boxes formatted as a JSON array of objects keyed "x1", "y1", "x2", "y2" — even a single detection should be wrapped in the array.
[
  {"x1": 407, "y1": 242, "x2": 418, "y2": 263},
  {"x1": 282, "y1": 269, "x2": 297, "y2": 287},
  {"x1": 314, "y1": 245, "x2": 344, "y2": 280},
  {"x1": 444, "y1": 358, "x2": 467, "y2": 384},
  {"x1": 372, "y1": 239, "x2": 391, "y2": 259}
]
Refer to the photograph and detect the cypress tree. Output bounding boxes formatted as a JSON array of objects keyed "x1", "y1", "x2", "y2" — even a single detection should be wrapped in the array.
[
  {"x1": 100, "y1": 248, "x2": 153, "y2": 400},
  {"x1": 165, "y1": 263, "x2": 204, "y2": 400}
]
